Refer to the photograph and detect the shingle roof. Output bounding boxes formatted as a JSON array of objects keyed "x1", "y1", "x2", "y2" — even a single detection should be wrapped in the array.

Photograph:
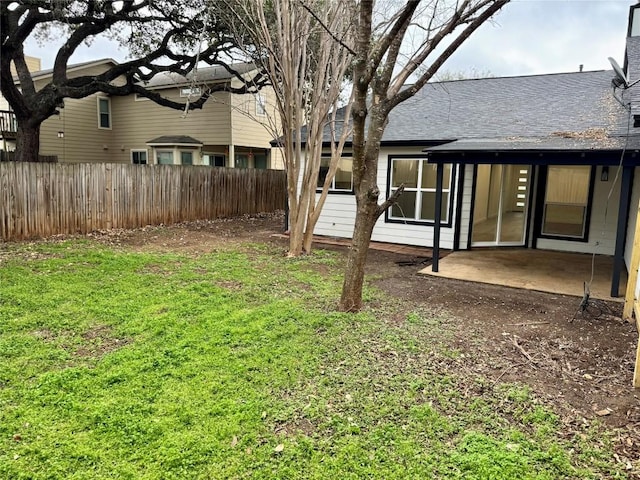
[
  {"x1": 146, "y1": 135, "x2": 203, "y2": 145},
  {"x1": 297, "y1": 70, "x2": 630, "y2": 151},
  {"x1": 142, "y1": 62, "x2": 257, "y2": 89},
  {"x1": 14, "y1": 58, "x2": 118, "y2": 82},
  {"x1": 390, "y1": 70, "x2": 626, "y2": 141}
]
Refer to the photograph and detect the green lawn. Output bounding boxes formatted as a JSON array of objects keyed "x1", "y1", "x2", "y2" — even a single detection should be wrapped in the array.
[{"x1": 0, "y1": 238, "x2": 627, "y2": 479}]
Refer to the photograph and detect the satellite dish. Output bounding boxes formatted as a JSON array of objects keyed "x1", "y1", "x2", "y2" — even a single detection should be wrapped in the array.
[{"x1": 609, "y1": 57, "x2": 629, "y2": 88}]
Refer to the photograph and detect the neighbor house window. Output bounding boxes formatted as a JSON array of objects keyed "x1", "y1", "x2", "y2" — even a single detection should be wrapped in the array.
[
  {"x1": 97, "y1": 97, "x2": 111, "y2": 129},
  {"x1": 131, "y1": 150, "x2": 147, "y2": 165},
  {"x1": 134, "y1": 93, "x2": 150, "y2": 101},
  {"x1": 180, "y1": 151, "x2": 194, "y2": 165},
  {"x1": 180, "y1": 87, "x2": 201, "y2": 97},
  {"x1": 542, "y1": 165, "x2": 592, "y2": 239},
  {"x1": 254, "y1": 154, "x2": 268, "y2": 169},
  {"x1": 156, "y1": 151, "x2": 174, "y2": 165},
  {"x1": 388, "y1": 158, "x2": 452, "y2": 223},
  {"x1": 317, "y1": 156, "x2": 353, "y2": 192},
  {"x1": 255, "y1": 94, "x2": 266, "y2": 116},
  {"x1": 235, "y1": 154, "x2": 249, "y2": 168},
  {"x1": 203, "y1": 154, "x2": 226, "y2": 167}
]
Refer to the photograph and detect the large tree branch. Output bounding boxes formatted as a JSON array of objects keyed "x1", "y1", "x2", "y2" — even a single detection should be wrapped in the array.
[
  {"x1": 377, "y1": 184, "x2": 405, "y2": 217},
  {"x1": 299, "y1": 0, "x2": 356, "y2": 56},
  {"x1": 389, "y1": 0, "x2": 508, "y2": 110},
  {"x1": 389, "y1": 0, "x2": 505, "y2": 98},
  {"x1": 365, "y1": 1, "x2": 420, "y2": 85}
]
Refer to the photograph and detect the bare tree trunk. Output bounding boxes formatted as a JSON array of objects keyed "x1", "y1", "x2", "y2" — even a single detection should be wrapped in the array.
[
  {"x1": 224, "y1": 0, "x2": 355, "y2": 257},
  {"x1": 338, "y1": 200, "x2": 378, "y2": 311},
  {"x1": 302, "y1": 218, "x2": 315, "y2": 253},
  {"x1": 15, "y1": 123, "x2": 40, "y2": 162},
  {"x1": 288, "y1": 187, "x2": 312, "y2": 256},
  {"x1": 336, "y1": 0, "x2": 509, "y2": 311}
]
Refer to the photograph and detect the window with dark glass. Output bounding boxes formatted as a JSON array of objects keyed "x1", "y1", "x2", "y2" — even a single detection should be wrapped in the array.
[
  {"x1": 317, "y1": 157, "x2": 353, "y2": 191},
  {"x1": 98, "y1": 97, "x2": 111, "y2": 129},
  {"x1": 180, "y1": 151, "x2": 193, "y2": 165},
  {"x1": 131, "y1": 150, "x2": 147, "y2": 165}
]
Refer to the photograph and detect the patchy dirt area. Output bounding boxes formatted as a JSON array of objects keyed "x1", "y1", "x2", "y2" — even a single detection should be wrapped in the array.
[
  {"x1": 372, "y1": 252, "x2": 640, "y2": 466},
  {"x1": 5, "y1": 212, "x2": 640, "y2": 467}
]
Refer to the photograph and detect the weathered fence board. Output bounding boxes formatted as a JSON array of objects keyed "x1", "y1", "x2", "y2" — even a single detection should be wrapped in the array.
[{"x1": 0, "y1": 162, "x2": 286, "y2": 241}]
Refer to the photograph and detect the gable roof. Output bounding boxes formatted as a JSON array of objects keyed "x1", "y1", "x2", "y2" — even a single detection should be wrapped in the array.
[
  {"x1": 289, "y1": 69, "x2": 631, "y2": 151},
  {"x1": 15, "y1": 59, "x2": 256, "y2": 92},
  {"x1": 141, "y1": 62, "x2": 257, "y2": 89}
]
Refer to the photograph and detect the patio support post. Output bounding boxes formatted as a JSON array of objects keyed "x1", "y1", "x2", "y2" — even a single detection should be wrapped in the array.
[
  {"x1": 432, "y1": 162, "x2": 444, "y2": 272},
  {"x1": 612, "y1": 166, "x2": 634, "y2": 297}
]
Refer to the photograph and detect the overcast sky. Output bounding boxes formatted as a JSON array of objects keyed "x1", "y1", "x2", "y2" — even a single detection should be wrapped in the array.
[{"x1": 24, "y1": 0, "x2": 634, "y2": 79}]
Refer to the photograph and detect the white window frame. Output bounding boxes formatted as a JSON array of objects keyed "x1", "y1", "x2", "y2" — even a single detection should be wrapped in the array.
[
  {"x1": 131, "y1": 149, "x2": 148, "y2": 165},
  {"x1": 97, "y1": 97, "x2": 111, "y2": 129},
  {"x1": 388, "y1": 158, "x2": 452, "y2": 224},
  {"x1": 134, "y1": 93, "x2": 150, "y2": 101},
  {"x1": 180, "y1": 87, "x2": 201, "y2": 98},
  {"x1": 255, "y1": 93, "x2": 267, "y2": 116}
]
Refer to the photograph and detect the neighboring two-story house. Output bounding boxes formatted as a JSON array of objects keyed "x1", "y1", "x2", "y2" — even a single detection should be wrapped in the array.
[{"x1": 1, "y1": 59, "x2": 282, "y2": 169}]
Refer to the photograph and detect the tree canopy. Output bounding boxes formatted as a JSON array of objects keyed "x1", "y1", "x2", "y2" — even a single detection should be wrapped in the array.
[{"x1": 0, "y1": 0, "x2": 267, "y2": 162}]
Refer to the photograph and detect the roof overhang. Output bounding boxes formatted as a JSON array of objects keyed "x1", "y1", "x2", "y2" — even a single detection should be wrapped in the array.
[
  {"x1": 16, "y1": 58, "x2": 119, "y2": 84},
  {"x1": 424, "y1": 137, "x2": 640, "y2": 166},
  {"x1": 270, "y1": 138, "x2": 455, "y2": 148},
  {"x1": 146, "y1": 143, "x2": 204, "y2": 148},
  {"x1": 143, "y1": 78, "x2": 229, "y2": 91},
  {"x1": 146, "y1": 135, "x2": 204, "y2": 148}
]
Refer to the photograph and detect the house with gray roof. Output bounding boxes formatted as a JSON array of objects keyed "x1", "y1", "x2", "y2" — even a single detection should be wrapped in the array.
[{"x1": 307, "y1": 3, "x2": 640, "y2": 299}]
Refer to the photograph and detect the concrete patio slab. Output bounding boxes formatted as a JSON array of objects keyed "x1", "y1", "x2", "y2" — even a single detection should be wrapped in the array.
[{"x1": 419, "y1": 249, "x2": 626, "y2": 301}]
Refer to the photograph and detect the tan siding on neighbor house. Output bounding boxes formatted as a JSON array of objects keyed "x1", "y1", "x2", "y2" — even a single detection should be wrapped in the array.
[
  {"x1": 6, "y1": 59, "x2": 279, "y2": 165},
  {"x1": 39, "y1": 93, "x2": 115, "y2": 163},
  {"x1": 230, "y1": 88, "x2": 277, "y2": 149},
  {"x1": 29, "y1": 60, "x2": 123, "y2": 163},
  {"x1": 109, "y1": 89, "x2": 233, "y2": 164}
]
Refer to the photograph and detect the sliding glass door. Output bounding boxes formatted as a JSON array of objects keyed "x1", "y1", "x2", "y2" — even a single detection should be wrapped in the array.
[{"x1": 471, "y1": 164, "x2": 531, "y2": 246}]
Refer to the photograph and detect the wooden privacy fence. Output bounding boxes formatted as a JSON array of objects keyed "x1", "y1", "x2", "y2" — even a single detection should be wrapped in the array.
[{"x1": 0, "y1": 162, "x2": 286, "y2": 241}]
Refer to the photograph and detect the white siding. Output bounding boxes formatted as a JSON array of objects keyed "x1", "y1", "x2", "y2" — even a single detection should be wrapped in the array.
[
  {"x1": 311, "y1": 146, "x2": 459, "y2": 249},
  {"x1": 308, "y1": 154, "x2": 631, "y2": 256}
]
